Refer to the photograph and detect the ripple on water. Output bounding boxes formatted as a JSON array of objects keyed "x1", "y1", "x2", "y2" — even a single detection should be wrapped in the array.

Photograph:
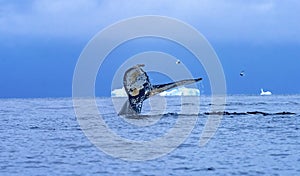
[{"x1": 0, "y1": 96, "x2": 300, "y2": 175}]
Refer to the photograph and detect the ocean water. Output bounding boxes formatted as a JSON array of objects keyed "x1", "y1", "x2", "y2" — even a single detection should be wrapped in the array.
[{"x1": 0, "y1": 95, "x2": 299, "y2": 175}]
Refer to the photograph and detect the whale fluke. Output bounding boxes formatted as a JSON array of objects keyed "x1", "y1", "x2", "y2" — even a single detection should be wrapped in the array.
[{"x1": 118, "y1": 64, "x2": 202, "y2": 115}]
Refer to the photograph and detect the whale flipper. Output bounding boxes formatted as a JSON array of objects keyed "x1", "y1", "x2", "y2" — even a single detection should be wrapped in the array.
[{"x1": 119, "y1": 64, "x2": 202, "y2": 115}]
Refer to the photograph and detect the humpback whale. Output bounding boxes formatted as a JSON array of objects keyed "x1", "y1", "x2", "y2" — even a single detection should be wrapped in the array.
[{"x1": 118, "y1": 64, "x2": 202, "y2": 115}]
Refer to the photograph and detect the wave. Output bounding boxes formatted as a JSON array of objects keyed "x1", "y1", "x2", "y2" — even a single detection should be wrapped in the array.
[
  {"x1": 122, "y1": 112, "x2": 179, "y2": 119},
  {"x1": 204, "y1": 111, "x2": 296, "y2": 116},
  {"x1": 208, "y1": 102, "x2": 268, "y2": 106},
  {"x1": 208, "y1": 101, "x2": 299, "y2": 106},
  {"x1": 35, "y1": 106, "x2": 74, "y2": 110},
  {"x1": 121, "y1": 111, "x2": 297, "y2": 118}
]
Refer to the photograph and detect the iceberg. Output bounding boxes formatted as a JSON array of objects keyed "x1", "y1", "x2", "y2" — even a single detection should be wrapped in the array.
[
  {"x1": 111, "y1": 87, "x2": 200, "y2": 97},
  {"x1": 159, "y1": 87, "x2": 200, "y2": 96},
  {"x1": 111, "y1": 87, "x2": 127, "y2": 97}
]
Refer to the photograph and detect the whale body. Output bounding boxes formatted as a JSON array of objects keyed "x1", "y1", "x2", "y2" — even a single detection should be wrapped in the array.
[{"x1": 118, "y1": 64, "x2": 202, "y2": 115}]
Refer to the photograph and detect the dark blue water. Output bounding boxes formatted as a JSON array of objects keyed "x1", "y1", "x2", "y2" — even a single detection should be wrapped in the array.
[{"x1": 0, "y1": 95, "x2": 299, "y2": 175}]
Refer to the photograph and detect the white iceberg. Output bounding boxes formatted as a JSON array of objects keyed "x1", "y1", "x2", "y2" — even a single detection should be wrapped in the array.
[
  {"x1": 111, "y1": 87, "x2": 200, "y2": 97},
  {"x1": 159, "y1": 87, "x2": 200, "y2": 96},
  {"x1": 111, "y1": 87, "x2": 127, "y2": 97}
]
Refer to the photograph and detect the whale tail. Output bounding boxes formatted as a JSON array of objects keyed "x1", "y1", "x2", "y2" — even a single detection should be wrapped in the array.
[{"x1": 119, "y1": 64, "x2": 202, "y2": 115}]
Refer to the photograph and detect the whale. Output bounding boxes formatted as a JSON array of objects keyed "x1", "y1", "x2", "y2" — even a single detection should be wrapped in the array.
[{"x1": 118, "y1": 64, "x2": 202, "y2": 115}]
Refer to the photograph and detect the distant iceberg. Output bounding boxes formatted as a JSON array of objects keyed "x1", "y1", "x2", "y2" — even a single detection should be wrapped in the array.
[
  {"x1": 111, "y1": 87, "x2": 127, "y2": 97},
  {"x1": 159, "y1": 87, "x2": 200, "y2": 96},
  {"x1": 260, "y1": 88, "x2": 272, "y2": 96},
  {"x1": 111, "y1": 87, "x2": 200, "y2": 97}
]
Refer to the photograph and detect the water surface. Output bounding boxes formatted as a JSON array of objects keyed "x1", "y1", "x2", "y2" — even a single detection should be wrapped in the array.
[{"x1": 0, "y1": 95, "x2": 299, "y2": 175}]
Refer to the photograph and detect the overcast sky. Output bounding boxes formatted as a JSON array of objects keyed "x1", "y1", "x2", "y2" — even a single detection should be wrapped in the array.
[{"x1": 1, "y1": 0, "x2": 300, "y2": 97}]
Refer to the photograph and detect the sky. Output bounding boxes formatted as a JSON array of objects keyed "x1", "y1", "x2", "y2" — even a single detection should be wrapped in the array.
[{"x1": 0, "y1": 0, "x2": 300, "y2": 98}]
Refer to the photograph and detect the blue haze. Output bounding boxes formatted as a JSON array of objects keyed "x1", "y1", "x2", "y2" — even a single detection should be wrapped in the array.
[{"x1": 1, "y1": 37, "x2": 299, "y2": 98}]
